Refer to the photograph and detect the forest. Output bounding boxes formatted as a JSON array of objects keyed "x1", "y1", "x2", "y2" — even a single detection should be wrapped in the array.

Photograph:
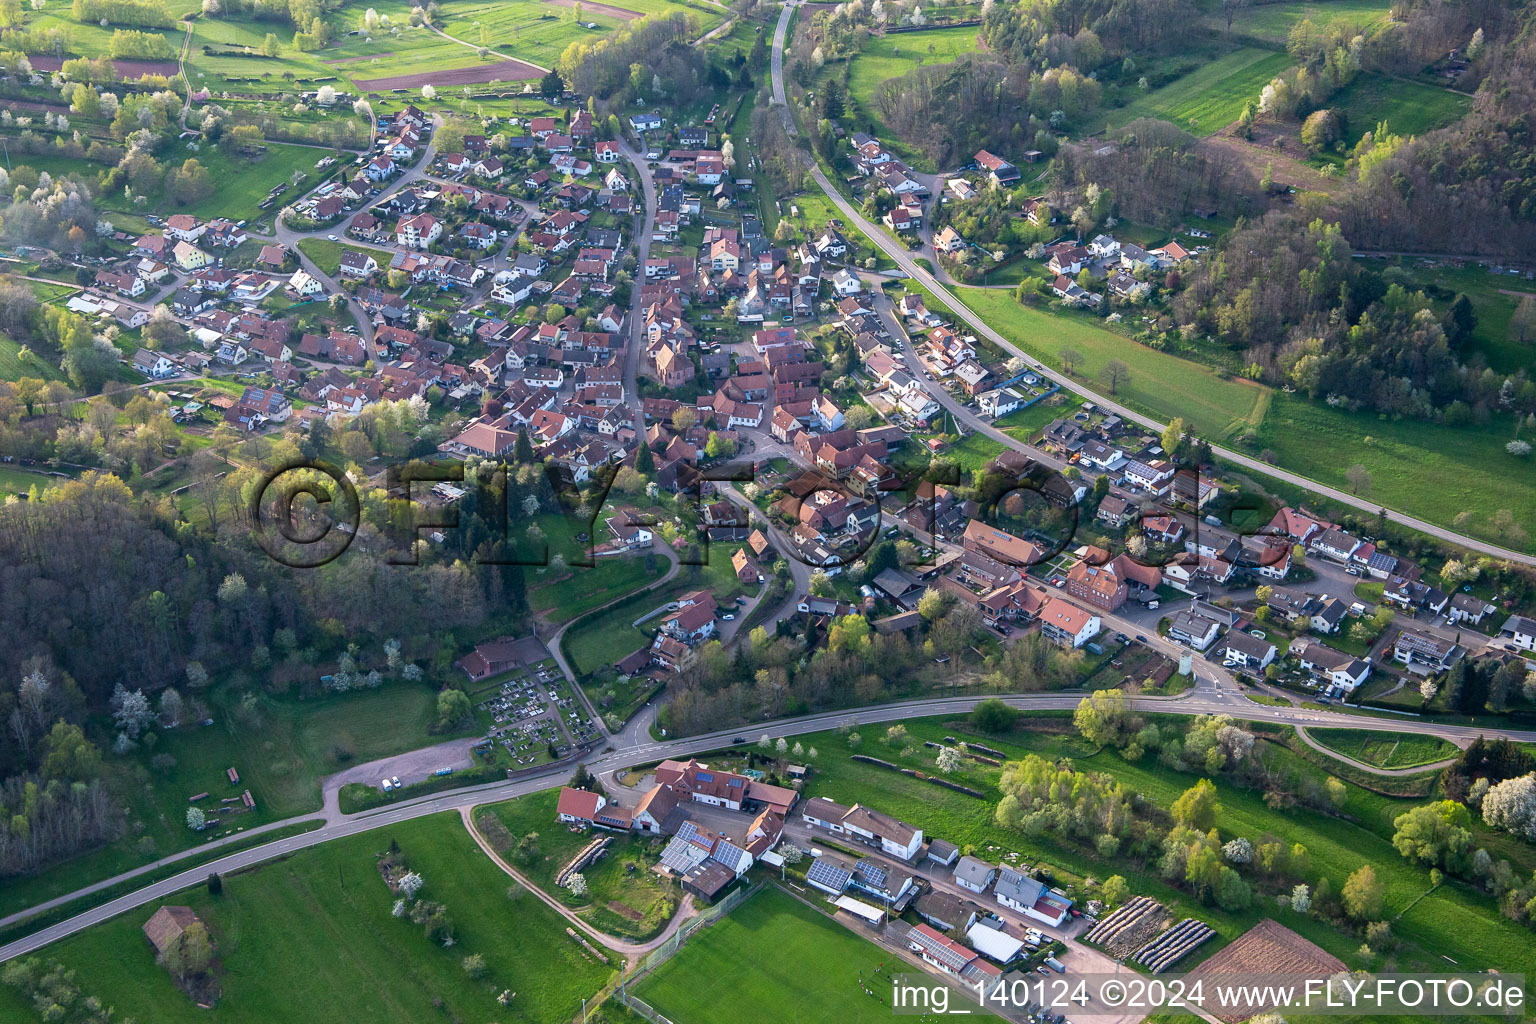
[{"x1": 1170, "y1": 213, "x2": 1536, "y2": 423}]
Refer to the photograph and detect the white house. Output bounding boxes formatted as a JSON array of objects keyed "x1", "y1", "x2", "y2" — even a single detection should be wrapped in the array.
[
  {"x1": 831, "y1": 268, "x2": 862, "y2": 297},
  {"x1": 1038, "y1": 598, "x2": 1101, "y2": 648},
  {"x1": 288, "y1": 269, "x2": 324, "y2": 297},
  {"x1": 1500, "y1": 614, "x2": 1536, "y2": 652},
  {"x1": 953, "y1": 855, "x2": 996, "y2": 894},
  {"x1": 132, "y1": 348, "x2": 177, "y2": 380},
  {"x1": 1169, "y1": 609, "x2": 1222, "y2": 651},
  {"x1": 1291, "y1": 638, "x2": 1371, "y2": 691}
]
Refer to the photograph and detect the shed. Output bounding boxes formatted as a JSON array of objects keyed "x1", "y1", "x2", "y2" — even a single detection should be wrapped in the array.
[
  {"x1": 835, "y1": 895, "x2": 885, "y2": 924},
  {"x1": 142, "y1": 906, "x2": 201, "y2": 956}
]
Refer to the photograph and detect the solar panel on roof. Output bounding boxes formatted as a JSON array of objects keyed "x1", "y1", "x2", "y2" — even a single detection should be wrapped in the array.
[{"x1": 696, "y1": 771, "x2": 713, "y2": 781}]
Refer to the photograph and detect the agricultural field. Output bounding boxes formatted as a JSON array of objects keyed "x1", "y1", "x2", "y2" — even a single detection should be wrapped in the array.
[
  {"x1": 1307, "y1": 728, "x2": 1459, "y2": 769},
  {"x1": 1325, "y1": 73, "x2": 1473, "y2": 148},
  {"x1": 1107, "y1": 47, "x2": 1293, "y2": 135},
  {"x1": 636, "y1": 885, "x2": 981, "y2": 1024},
  {"x1": 0, "y1": 815, "x2": 614, "y2": 1024},
  {"x1": 777, "y1": 715, "x2": 1536, "y2": 984}
]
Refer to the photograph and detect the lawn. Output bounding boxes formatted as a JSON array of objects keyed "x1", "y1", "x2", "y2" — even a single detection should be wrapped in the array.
[
  {"x1": 296, "y1": 237, "x2": 384, "y2": 277},
  {"x1": 774, "y1": 715, "x2": 1536, "y2": 986},
  {"x1": 1328, "y1": 73, "x2": 1472, "y2": 148},
  {"x1": 0, "y1": 814, "x2": 614, "y2": 1024},
  {"x1": 1106, "y1": 48, "x2": 1293, "y2": 135},
  {"x1": 993, "y1": 398, "x2": 1069, "y2": 443},
  {"x1": 638, "y1": 885, "x2": 980, "y2": 1024},
  {"x1": 941, "y1": 430, "x2": 1009, "y2": 472},
  {"x1": 1307, "y1": 727, "x2": 1459, "y2": 769},
  {"x1": 477, "y1": 788, "x2": 682, "y2": 941}
]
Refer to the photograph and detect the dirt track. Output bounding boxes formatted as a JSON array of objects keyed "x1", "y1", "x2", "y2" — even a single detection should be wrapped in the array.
[
  {"x1": 353, "y1": 58, "x2": 542, "y2": 90},
  {"x1": 323, "y1": 52, "x2": 396, "y2": 64},
  {"x1": 547, "y1": 0, "x2": 643, "y2": 20}
]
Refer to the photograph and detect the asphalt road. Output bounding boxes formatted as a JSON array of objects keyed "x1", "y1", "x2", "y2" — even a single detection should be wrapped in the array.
[
  {"x1": 8, "y1": 685, "x2": 1536, "y2": 964},
  {"x1": 763, "y1": 7, "x2": 1535, "y2": 569}
]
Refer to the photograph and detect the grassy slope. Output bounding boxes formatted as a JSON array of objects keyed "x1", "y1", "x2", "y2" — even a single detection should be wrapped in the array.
[
  {"x1": 927, "y1": 286, "x2": 1536, "y2": 548},
  {"x1": 1107, "y1": 48, "x2": 1293, "y2": 135},
  {"x1": 0, "y1": 337, "x2": 66, "y2": 383},
  {"x1": 1222, "y1": 0, "x2": 1392, "y2": 44},
  {"x1": 778, "y1": 717, "x2": 1536, "y2": 991},
  {"x1": 0, "y1": 815, "x2": 613, "y2": 1024},
  {"x1": 1330, "y1": 73, "x2": 1472, "y2": 148},
  {"x1": 0, "y1": 684, "x2": 457, "y2": 920},
  {"x1": 1308, "y1": 727, "x2": 1458, "y2": 769},
  {"x1": 835, "y1": 26, "x2": 982, "y2": 171},
  {"x1": 479, "y1": 789, "x2": 681, "y2": 940}
]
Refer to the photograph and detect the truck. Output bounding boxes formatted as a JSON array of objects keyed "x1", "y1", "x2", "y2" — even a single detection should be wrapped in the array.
[
  {"x1": 1044, "y1": 956, "x2": 1066, "y2": 973},
  {"x1": 433, "y1": 767, "x2": 454, "y2": 777}
]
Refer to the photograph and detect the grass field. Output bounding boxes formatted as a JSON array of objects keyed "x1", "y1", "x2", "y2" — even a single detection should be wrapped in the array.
[
  {"x1": 638, "y1": 885, "x2": 987, "y2": 1024},
  {"x1": 562, "y1": 556, "x2": 750, "y2": 675},
  {"x1": 296, "y1": 237, "x2": 385, "y2": 277},
  {"x1": 437, "y1": 0, "x2": 625, "y2": 68},
  {"x1": 0, "y1": 336, "x2": 66, "y2": 382},
  {"x1": 993, "y1": 398, "x2": 1070, "y2": 443},
  {"x1": 0, "y1": 466, "x2": 69, "y2": 495},
  {"x1": 0, "y1": 682, "x2": 465, "y2": 921},
  {"x1": 1247, "y1": 393, "x2": 1536, "y2": 552},
  {"x1": 562, "y1": 586, "x2": 668, "y2": 676},
  {"x1": 939, "y1": 286, "x2": 1272, "y2": 442},
  {"x1": 1222, "y1": 0, "x2": 1393, "y2": 44},
  {"x1": 1107, "y1": 48, "x2": 1293, "y2": 135},
  {"x1": 479, "y1": 789, "x2": 681, "y2": 940},
  {"x1": 930, "y1": 285, "x2": 1536, "y2": 550},
  {"x1": 0, "y1": 815, "x2": 614, "y2": 1024},
  {"x1": 831, "y1": 26, "x2": 982, "y2": 170},
  {"x1": 1308, "y1": 728, "x2": 1459, "y2": 769},
  {"x1": 1378, "y1": 258, "x2": 1536, "y2": 373},
  {"x1": 776, "y1": 716, "x2": 1536, "y2": 986},
  {"x1": 1328, "y1": 73, "x2": 1472, "y2": 148}
]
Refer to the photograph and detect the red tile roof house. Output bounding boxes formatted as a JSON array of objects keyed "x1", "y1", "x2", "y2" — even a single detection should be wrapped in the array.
[
  {"x1": 455, "y1": 639, "x2": 524, "y2": 680},
  {"x1": 556, "y1": 786, "x2": 632, "y2": 829}
]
